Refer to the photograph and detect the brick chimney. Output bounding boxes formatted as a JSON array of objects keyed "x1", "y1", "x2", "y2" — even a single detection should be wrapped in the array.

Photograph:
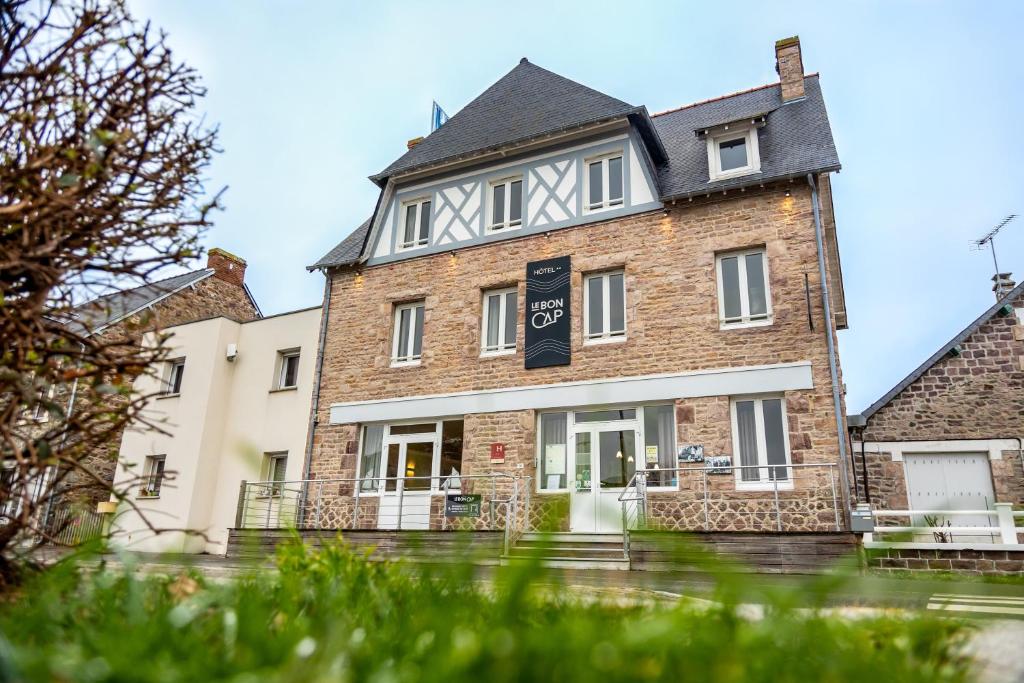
[
  {"x1": 775, "y1": 36, "x2": 806, "y2": 101},
  {"x1": 992, "y1": 272, "x2": 1016, "y2": 300},
  {"x1": 407, "y1": 136, "x2": 424, "y2": 150},
  {"x1": 207, "y1": 248, "x2": 246, "y2": 287}
]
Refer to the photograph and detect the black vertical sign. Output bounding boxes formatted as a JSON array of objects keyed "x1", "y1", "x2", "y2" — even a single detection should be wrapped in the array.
[{"x1": 525, "y1": 255, "x2": 571, "y2": 369}]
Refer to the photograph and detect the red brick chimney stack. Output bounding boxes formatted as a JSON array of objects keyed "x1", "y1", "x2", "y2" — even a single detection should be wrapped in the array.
[
  {"x1": 207, "y1": 248, "x2": 247, "y2": 287},
  {"x1": 775, "y1": 36, "x2": 806, "y2": 102}
]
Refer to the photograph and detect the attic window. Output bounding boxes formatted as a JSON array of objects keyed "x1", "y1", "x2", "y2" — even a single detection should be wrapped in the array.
[
  {"x1": 706, "y1": 126, "x2": 761, "y2": 181},
  {"x1": 584, "y1": 153, "x2": 624, "y2": 212},
  {"x1": 399, "y1": 198, "x2": 431, "y2": 251}
]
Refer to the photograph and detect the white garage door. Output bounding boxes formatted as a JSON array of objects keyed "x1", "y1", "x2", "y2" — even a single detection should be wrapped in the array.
[{"x1": 904, "y1": 453, "x2": 996, "y2": 541}]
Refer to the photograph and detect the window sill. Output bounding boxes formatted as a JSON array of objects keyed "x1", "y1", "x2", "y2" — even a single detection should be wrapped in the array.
[
  {"x1": 485, "y1": 224, "x2": 521, "y2": 235},
  {"x1": 396, "y1": 243, "x2": 429, "y2": 253},
  {"x1": 719, "y1": 318, "x2": 773, "y2": 331},
  {"x1": 480, "y1": 348, "x2": 516, "y2": 359},
  {"x1": 583, "y1": 335, "x2": 627, "y2": 347},
  {"x1": 155, "y1": 393, "x2": 180, "y2": 400},
  {"x1": 708, "y1": 168, "x2": 761, "y2": 183},
  {"x1": 583, "y1": 202, "x2": 624, "y2": 215},
  {"x1": 136, "y1": 494, "x2": 161, "y2": 500},
  {"x1": 389, "y1": 360, "x2": 422, "y2": 369},
  {"x1": 269, "y1": 386, "x2": 298, "y2": 394}
]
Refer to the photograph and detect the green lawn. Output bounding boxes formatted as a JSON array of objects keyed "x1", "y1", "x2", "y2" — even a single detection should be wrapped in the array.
[{"x1": 0, "y1": 538, "x2": 976, "y2": 682}]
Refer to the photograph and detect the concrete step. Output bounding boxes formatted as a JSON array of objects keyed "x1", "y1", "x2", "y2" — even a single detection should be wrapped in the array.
[
  {"x1": 500, "y1": 555, "x2": 631, "y2": 571},
  {"x1": 520, "y1": 532, "x2": 623, "y2": 544},
  {"x1": 508, "y1": 546, "x2": 627, "y2": 560}
]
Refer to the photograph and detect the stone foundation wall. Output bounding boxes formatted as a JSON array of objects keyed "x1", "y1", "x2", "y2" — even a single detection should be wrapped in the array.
[{"x1": 868, "y1": 547, "x2": 1024, "y2": 576}]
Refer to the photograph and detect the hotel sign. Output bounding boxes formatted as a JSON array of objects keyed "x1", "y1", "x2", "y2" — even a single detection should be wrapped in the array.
[{"x1": 524, "y1": 255, "x2": 571, "y2": 369}]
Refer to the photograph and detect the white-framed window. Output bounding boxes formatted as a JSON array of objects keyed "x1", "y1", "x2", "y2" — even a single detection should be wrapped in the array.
[
  {"x1": 730, "y1": 396, "x2": 792, "y2": 490},
  {"x1": 716, "y1": 248, "x2": 772, "y2": 328},
  {"x1": 536, "y1": 404, "x2": 677, "y2": 493},
  {"x1": 163, "y1": 359, "x2": 185, "y2": 395},
  {"x1": 399, "y1": 197, "x2": 432, "y2": 250},
  {"x1": 480, "y1": 287, "x2": 517, "y2": 356},
  {"x1": 391, "y1": 301, "x2": 425, "y2": 366},
  {"x1": 487, "y1": 176, "x2": 523, "y2": 233},
  {"x1": 140, "y1": 455, "x2": 166, "y2": 497},
  {"x1": 706, "y1": 127, "x2": 761, "y2": 181},
  {"x1": 261, "y1": 452, "x2": 288, "y2": 496},
  {"x1": 29, "y1": 383, "x2": 55, "y2": 422},
  {"x1": 276, "y1": 349, "x2": 300, "y2": 389},
  {"x1": 355, "y1": 420, "x2": 464, "y2": 495},
  {"x1": 1, "y1": 463, "x2": 53, "y2": 520},
  {"x1": 584, "y1": 152, "x2": 624, "y2": 212},
  {"x1": 583, "y1": 270, "x2": 626, "y2": 343}
]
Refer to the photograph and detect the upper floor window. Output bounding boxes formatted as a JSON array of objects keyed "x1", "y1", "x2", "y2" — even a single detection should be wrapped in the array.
[
  {"x1": 399, "y1": 198, "x2": 431, "y2": 250},
  {"x1": 481, "y1": 287, "x2": 517, "y2": 356},
  {"x1": 707, "y1": 127, "x2": 760, "y2": 181},
  {"x1": 392, "y1": 301, "x2": 425, "y2": 366},
  {"x1": 731, "y1": 396, "x2": 791, "y2": 489},
  {"x1": 163, "y1": 358, "x2": 185, "y2": 395},
  {"x1": 276, "y1": 349, "x2": 300, "y2": 390},
  {"x1": 583, "y1": 270, "x2": 626, "y2": 343},
  {"x1": 487, "y1": 177, "x2": 523, "y2": 233},
  {"x1": 716, "y1": 248, "x2": 771, "y2": 328},
  {"x1": 585, "y1": 153, "x2": 624, "y2": 212}
]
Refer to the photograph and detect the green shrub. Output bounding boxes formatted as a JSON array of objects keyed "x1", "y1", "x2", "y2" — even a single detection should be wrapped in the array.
[{"x1": 0, "y1": 538, "x2": 973, "y2": 682}]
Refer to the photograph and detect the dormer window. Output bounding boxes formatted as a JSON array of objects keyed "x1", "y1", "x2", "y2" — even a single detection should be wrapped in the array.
[
  {"x1": 706, "y1": 126, "x2": 761, "y2": 181},
  {"x1": 584, "y1": 153, "x2": 624, "y2": 212},
  {"x1": 399, "y1": 198, "x2": 431, "y2": 250},
  {"x1": 487, "y1": 177, "x2": 523, "y2": 233}
]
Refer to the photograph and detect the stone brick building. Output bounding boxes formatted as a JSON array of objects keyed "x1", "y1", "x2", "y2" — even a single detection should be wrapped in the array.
[
  {"x1": 849, "y1": 275, "x2": 1024, "y2": 525},
  {"x1": 305, "y1": 37, "x2": 853, "y2": 535},
  {"x1": 30, "y1": 249, "x2": 260, "y2": 511}
]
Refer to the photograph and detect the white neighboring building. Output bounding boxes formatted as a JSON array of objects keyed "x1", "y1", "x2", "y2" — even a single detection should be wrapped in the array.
[{"x1": 111, "y1": 306, "x2": 321, "y2": 554}]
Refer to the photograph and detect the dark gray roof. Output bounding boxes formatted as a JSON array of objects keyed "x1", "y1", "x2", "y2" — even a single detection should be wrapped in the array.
[
  {"x1": 371, "y1": 59, "x2": 644, "y2": 183},
  {"x1": 651, "y1": 75, "x2": 840, "y2": 199},
  {"x1": 309, "y1": 218, "x2": 372, "y2": 270},
  {"x1": 314, "y1": 69, "x2": 841, "y2": 270},
  {"x1": 859, "y1": 280, "x2": 1024, "y2": 420},
  {"x1": 70, "y1": 269, "x2": 213, "y2": 333}
]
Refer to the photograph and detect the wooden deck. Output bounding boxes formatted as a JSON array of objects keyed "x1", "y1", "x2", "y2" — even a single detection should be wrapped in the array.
[
  {"x1": 628, "y1": 530, "x2": 859, "y2": 573},
  {"x1": 226, "y1": 528, "x2": 505, "y2": 563}
]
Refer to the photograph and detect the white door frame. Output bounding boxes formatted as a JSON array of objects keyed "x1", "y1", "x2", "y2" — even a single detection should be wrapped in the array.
[
  {"x1": 569, "y1": 413, "x2": 641, "y2": 533},
  {"x1": 376, "y1": 425, "x2": 441, "y2": 529}
]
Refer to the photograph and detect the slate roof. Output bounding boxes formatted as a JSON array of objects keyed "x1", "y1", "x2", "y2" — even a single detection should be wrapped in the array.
[
  {"x1": 651, "y1": 75, "x2": 840, "y2": 199},
  {"x1": 69, "y1": 269, "x2": 213, "y2": 334},
  {"x1": 372, "y1": 59, "x2": 646, "y2": 183},
  {"x1": 858, "y1": 280, "x2": 1024, "y2": 420},
  {"x1": 313, "y1": 65, "x2": 840, "y2": 270}
]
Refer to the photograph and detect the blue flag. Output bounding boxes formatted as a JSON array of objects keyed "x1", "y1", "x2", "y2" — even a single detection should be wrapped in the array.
[{"x1": 431, "y1": 101, "x2": 449, "y2": 132}]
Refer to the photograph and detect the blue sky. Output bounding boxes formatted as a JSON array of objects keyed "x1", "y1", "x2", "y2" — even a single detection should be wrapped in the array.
[{"x1": 128, "y1": 0, "x2": 1024, "y2": 413}]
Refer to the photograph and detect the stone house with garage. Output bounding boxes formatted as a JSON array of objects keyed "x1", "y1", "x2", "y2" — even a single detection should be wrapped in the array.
[
  {"x1": 5, "y1": 249, "x2": 261, "y2": 529},
  {"x1": 849, "y1": 274, "x2": 1024, "y2": 534},
  {"x1": 294, "y1": 36, "x2": 853, "y2": 542}
]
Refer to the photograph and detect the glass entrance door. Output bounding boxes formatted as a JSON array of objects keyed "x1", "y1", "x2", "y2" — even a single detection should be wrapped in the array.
[
  {"x1": 379, "y1": 437, "x2": 435, "y2": 529},
  {"x1": 570, "y1": 427, "x2": 637, "y2": 533}
]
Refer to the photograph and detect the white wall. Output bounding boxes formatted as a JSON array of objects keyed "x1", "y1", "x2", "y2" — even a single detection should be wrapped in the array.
[{"x1": 111, "y1": 307, "x2": 321, "y2": 554}]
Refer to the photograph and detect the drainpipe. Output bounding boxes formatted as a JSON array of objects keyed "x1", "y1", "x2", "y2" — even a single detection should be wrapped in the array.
[
  {"x1": 298, "y1": 271, "x2": 334, "y2": 525},
  {"x1": 807, "y1": 174, "x2": 852, "y2": 527}
]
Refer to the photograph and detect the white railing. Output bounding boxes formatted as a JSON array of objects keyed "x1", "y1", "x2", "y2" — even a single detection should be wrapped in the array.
[
  {"x1": 864, "y1": 503, "x2": 1023, "y2": 548},
  {"x1": 620, "y1": 463, "x2": 842, "y2": 532},
  {"x1": 236, "y1": 473, "x2": 526, "y2": 556}
]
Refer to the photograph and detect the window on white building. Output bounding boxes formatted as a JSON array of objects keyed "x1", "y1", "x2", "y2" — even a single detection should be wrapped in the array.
[
  {"x1": 716, "y1": 248, "x2": 771, "y2": 328},
  {"x1": 481, "y1": 287, "x2": 517, "y2": 355},
  {"x1": 164, "y1": 359, "x2": 185, "y2": 395},
  {"x1": 731, "y1": 396, "x2": 791, "y2": 488},
  {"x1": 583, "y1": 270, "x2": 626, "y2": 343},
  {"x1": 399, "y1": 198, "x2": 431, "y2": 250},
  {"x1": 261, "y1": 452, "x2": 288, "y2": 496},
  {"x1": 585, "y1": 153, "x2": 624, "y2": 211},
  {"x1": 140, "y1": 455, "x2": 166, "y2": 497},
  {"x1": 276, "y1": 350, "x2": 300, "y2": 389},
  {"x1": 391, "y1": 302, "x2": 425, "y2": 366},
  {"x1": 488, "y1": 177, "x2": 523, "y2": 233}
]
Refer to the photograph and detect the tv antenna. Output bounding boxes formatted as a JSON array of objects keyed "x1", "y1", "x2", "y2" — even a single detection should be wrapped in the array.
[{"x1": 971, "y1": 214, "x2": 1017, "y2": 280}]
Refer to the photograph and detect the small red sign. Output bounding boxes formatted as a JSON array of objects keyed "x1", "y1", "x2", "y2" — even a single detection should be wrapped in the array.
[{"x1": 490, "y1": 443, "x2": 506, "y2": 463}]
